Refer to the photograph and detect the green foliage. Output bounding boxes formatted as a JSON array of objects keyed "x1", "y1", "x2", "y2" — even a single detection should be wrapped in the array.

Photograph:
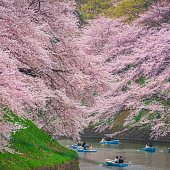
[
  {"x1": 144, "y1": 95, "x2": 170, "y2": 109},
  {"x1": 93, "y1": 92, "x2": 98, "y2": 97},
  {"x1": 106, "y1": 58, "x2": 112, "y2": 62},
  {"x1": 89, "y1": 121, "x2": 94, "y2": 126},
  {"x1": 122, "y1": 85, "x2": 130, "y2": 92},
  {"x1": 80, "y1": 100, "x2": 85, "y2": 106},
  {"x1": 120, "y1": 50, "x2": 133, "y2": 56},
  {"x1": 73, "y1": 7, "x2": 89, "y2": 28},
  {"x1": 156, "y1": 111, "x2": 161, "y2": 119},
  {"x1": 134, "y1": 109, "x2": 149, "y2": 123},
  {"x1": 89, "y1": 112, "x2": 98, "y2": 117},
  {"x1": 75, "y1": 0, "x2": 88, "y2": 4},
  {"x1": 135, "y1": 77, "x2": 146, "y2": 85},
  {"x1": 0, "y1": 108, "x2": 78, "y2": 170},
  {"x1": 81, "y1": 0, "x2": 114, "y2": 19},
  {"x1": 116, "y1": 64, "x2": 132, "y2": 74},
  {"x1": 148, "y1": 111, "x2": 163, "y2": 120},
  {"x1": 123, "y1": 64, "x2": 131, "y2": 71},
  {"x1": 148, "y1": 113, "x2": 154, "y2": 120},
  {"x1": 144, "y1": 99, "x2": 152, "y2": 105},
  {"x1": 107, "y1": 117, "x2": 114, "y2": 125},
  {"x1": 107, "y1": 0, "x2": 162, "y2": 22},
  {"x1": 111, "y1": 0, "x2": 146, "y2": 21},
  {"x1": 79, "y1": 0, "x2": 161, "y2": 22},
  {"x1": 127, "y1": 80, "x2": 131, "y2": 85}
]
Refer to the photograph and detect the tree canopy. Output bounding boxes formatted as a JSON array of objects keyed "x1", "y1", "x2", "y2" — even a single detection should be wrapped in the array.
[{"x1": 0, "y1": 0, "x2": 169, "y2": 153}]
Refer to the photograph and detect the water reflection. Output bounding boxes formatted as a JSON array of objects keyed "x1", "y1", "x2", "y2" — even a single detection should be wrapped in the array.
[{"x1": 57, "y1": 138, "x2": 170, "y2": 170}]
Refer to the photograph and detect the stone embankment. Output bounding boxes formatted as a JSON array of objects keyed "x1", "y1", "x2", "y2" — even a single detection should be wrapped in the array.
[
  {"x1": 33, "y1": 158, "x2": 79, "y2": 170},
  {"x1": 81, "y1": 125, "x2": 170, "y2": 143}
]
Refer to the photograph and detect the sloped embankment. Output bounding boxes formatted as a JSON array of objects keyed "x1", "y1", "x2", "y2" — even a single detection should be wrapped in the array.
[{"x1": 0, "y1": 108, "x2": 79, "y2": 170}]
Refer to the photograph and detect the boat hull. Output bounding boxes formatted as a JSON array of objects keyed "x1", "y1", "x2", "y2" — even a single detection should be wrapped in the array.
[
  {"x1": 106, "y1": 161, "x2": 128, "y2": 167},
  {"x1": 143, "y1": 147, "x2": 155, "y2": 152},
  {"x1": 72, "y1": 145, "x2": 83, "y2": 149},
  {"x1": 99, "y1": 140, "x2": 119, "y2": 144},
  {"x1": 77, "y1": 149, "x2": 97, "y2": 153},
  {"x1": 168, "y1": 148, "x2": 170, "y2": 153}
]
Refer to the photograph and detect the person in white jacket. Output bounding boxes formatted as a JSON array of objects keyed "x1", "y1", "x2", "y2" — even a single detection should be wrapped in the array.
[
  {"x1": 101, "y1": 137, "x2": 106, "y2": 142},
  {"x1": 115, "y1": 156, "x2": 119, "y2": 163}
]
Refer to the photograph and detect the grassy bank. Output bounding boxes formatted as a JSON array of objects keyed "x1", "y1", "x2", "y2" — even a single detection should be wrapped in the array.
[{"x1": 0, "y1": 109, "x2": 78, "y2": 170}]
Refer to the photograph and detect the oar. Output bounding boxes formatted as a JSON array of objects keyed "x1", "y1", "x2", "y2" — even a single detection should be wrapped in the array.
[
  {"x1": 155, "y1": 148, "x2": 159, "y2": 151},
  {"x1": 128, "y1": 161, "x2": 132, "y2": 165},
  {"x1": 66, "y1": 145, "x2": 73, "y2": 147},
  {"x1": 105, "y1": 159, "x2": 115, "y2": 162},
  {"x1": 99, "y1": 162, "x2": 108, "y2": 166},
  {"x1": 137, "y1": 148, "x2": 143, "y2": 151}
]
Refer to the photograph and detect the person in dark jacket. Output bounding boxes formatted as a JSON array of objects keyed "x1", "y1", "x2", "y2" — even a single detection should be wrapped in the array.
[
  {"x1": 82, "y1": 141, "x2": 86, "y2": 147},
  {"x1": 119, "y1": 156, "x2": 123, "y2": 163},
  {"x1": 84, "y1": 143, "x2": 88, "y2": 150},
  {"x1": 149, "y1": 142, "x2": 153, "y2": 147},
  {"x1": 77, "y1": 141, "x2": 81, "y2": 146},
  {"x1": 106, "y1": 137, "x2": 111, "y2": 141}
]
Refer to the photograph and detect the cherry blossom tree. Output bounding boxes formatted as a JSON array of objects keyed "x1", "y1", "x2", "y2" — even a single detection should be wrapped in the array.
[
  {"x1": 0, "y1": 0, "x2": 102, "y2": 152},
  {"x1": 77, "y1": 0, "x2": 170, "y2": 139}
]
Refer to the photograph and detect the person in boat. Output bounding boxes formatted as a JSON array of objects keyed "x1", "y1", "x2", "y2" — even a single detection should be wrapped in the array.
[
  {"x1": 146, "y1": 142, "x2": 150, "y2": 148},
  {"x1": 84, "y1": 143, "x2": 88, "y2": 150},
  {"x1": 101, "y1": 137, "x2": 106, "y2": 142},
  {"x1": 75, "y1": 141, "x2": 78, "y2": 145},
  {"x1": 106, "y1": 137, "x2": 111, "y2": 141},
  {"x1": 119, "y1": 156, "x2": 123, "y2": 163},
  {"x1": 82, "y1": 141, "x2": 86, "y2": 147},
  {"x1": 149, "y1": 142, "x2": 153, "y2": 147},
  {"x1": 77, "y1": 141, "x2": 81, "y2": 146},
  {"x1": 88, "y1": 144, "x2": 93, "y2": 151},
  {"x1": 114, "y1": 156, "x2": 119, "y2": 163}
]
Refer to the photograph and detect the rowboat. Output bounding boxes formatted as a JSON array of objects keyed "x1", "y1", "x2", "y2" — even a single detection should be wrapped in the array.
[
  {"x1": 99, "y1": 140, "x2": 119, "y2": 144},
  {"x1": 106, "y1": 161, "x2": 128, "y2": 167},
  {"x1": 77, "y1": 149, "x2": 97, "y2": 153},
  {"x1": 168, "y1": 148, "x2": 170, "y2": 153},
  {"x1": 142, "y1": 147, "x2": 155, "y2": 152},
  {"x1": 72, "y1": 145, "x2": 83, "y2": 149}
]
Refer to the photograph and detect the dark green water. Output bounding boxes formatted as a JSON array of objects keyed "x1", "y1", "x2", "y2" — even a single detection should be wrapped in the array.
[{"x1": 57, "y1": 138, "x2": 170, "y2": 170}]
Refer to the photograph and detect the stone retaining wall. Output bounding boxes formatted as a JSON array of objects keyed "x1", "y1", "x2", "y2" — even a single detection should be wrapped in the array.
[
  {"x1": 81, "y1": 125, "x2": 170, "y2": 143},
  {"x1": 33, "y1": 158, "x2": 79, "y2": 170}
]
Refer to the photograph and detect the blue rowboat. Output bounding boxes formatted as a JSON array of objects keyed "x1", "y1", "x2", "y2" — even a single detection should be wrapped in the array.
[
  {"x1": 106, "y1": 161, "x2": 128, "y2": 167},
  {"x1": 72, "y1": 145, "x2": 83, "y2": 149},
  {"x1": 72, "y1": 145, "x2": 78, "y2": 149},
  {"x1": 77, "y1": 149, "x2": 97, "y2": 153},
  {"x1": 143, "y1": 147, "x2": 155, "y2": 152},
  {"x1": 73, "y1": 144, "x2": 90, "y2": 149},
  {"x1": 168, "y1": 148, "x2": 170, "y2": 153},
  {"x1": 73, "y1": 146, "x2": 84, "y2": 149},
  {"x1": 99, "y1": 140, "x2": 119, "y2": 144}
]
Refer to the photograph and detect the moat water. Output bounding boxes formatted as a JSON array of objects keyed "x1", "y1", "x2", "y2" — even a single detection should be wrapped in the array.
[{"x1": 57, "y1": 138, "x2": 170, "y2": 170}]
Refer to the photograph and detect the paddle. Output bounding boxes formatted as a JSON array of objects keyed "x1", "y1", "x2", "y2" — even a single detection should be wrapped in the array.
[
  {"x1": 128, "y1": 161, "x2": 132, "y2": 165},
  {"x1": 137, "y1": 148, "x2": 143, "y2": 151},
  {"x1": 105, "y1": 159, "x2": 115, "y2": 162},
  {"x1": 99, "y1": 162, "x2": 108, "y2": 166},
  {"x1": 155, "y1": 148, "x2": 160, "y2": 151}
]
